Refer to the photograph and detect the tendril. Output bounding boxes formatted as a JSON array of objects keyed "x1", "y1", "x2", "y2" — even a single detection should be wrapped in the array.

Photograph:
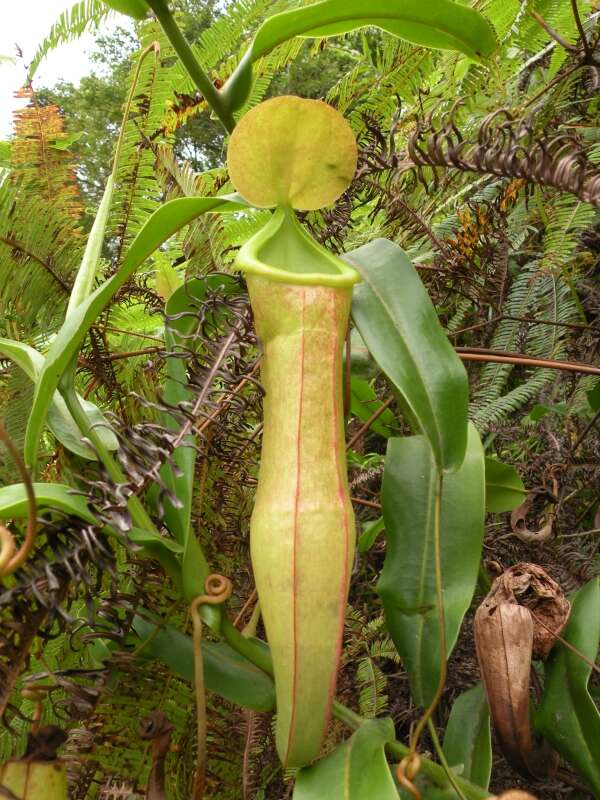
[
  {"x1": 397, "y1": 753, "x2": 422, "y2": 799},
  {"x1": 190, "y1": 574, "x2": 233, "y2": 800}
]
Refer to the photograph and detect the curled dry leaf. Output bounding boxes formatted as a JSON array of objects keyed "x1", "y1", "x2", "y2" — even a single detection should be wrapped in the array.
[
  {"x1": 474, "y1": 563, "x2": 570, "y2": 780},
  {"x1": 483, "y1": 563, "x2": 570, "y2": 658},
  {"x1": 510, "y1": 494, "x2": 553, "y2": 544}
]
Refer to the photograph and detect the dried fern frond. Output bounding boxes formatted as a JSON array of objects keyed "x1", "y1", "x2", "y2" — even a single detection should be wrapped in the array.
[{"x1": 408, "y1": 105, "x2": 600, "y2": 207}]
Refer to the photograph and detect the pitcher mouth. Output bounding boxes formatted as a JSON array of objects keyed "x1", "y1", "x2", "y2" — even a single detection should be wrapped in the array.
[{"x1": 235, "y1": 206, "x2": 361, "y2": 288}]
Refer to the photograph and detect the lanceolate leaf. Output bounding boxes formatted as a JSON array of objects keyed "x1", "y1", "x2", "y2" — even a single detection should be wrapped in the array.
[
  {"x1": 377, "y1": 424, "x2": 485, "y2": 706},
  {"x1": 24, "y1": 195, "x2": 245, "y2": 470},
  {"x1": 348, "y1": 238, "x2": 469, "y2": 472},
  {"x1": 443, "y1": 683, "x2": 491, "y2": 790},
  {"x1": 159, "y1": 276, "x2": 240, "y2": 605},
  {"x1": 131, "y1": 617, "x2": 275, "y2": 712},
  {"x1": 535, "y1": 578, "x2": 600, "y2": 796},
  {"x1": 0, "y1": 338, "x2": 118, "y2": 460},
  {"x1": 485, "y1": 457, "x2": 526, "y2": 513},
  {"x1": 221, "y1": 0, "x2": 497, "y2": 112},
  {"x1": 293, "y1": 718, "x2": 398, "y2": 800}
]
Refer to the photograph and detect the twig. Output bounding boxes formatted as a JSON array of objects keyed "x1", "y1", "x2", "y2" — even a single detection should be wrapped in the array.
[
  {"x1": 351, "y1": 496, "x2": 381, "y2": 509},
  {"x1": 456, "y1": 348, "x2": 600, "y2": 376},
  {"x1": 346, "y1": 397, "x2": 394, "y2": 450},
  {"x1": 531, "y1": 10, "x2": 576, "y2": 51}
]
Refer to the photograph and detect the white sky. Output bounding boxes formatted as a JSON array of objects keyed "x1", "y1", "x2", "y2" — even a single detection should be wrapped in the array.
[{"x1": 0, "y1": 0, "x2": 120, "y2": 137}]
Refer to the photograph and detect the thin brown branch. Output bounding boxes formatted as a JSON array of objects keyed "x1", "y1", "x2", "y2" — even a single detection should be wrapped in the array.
[
  {"x1": 346, "y1": 396, "x2": 395, "y2": 451},
  {"x1": 456, "y1": 348, "x2": 600, "y2": 376},
  {"x1": 351, "y1": 496, "x2": 381, "y2": 509},
  {"x1": 531, "y1": 10, "x2": 576, "y2": 51}
]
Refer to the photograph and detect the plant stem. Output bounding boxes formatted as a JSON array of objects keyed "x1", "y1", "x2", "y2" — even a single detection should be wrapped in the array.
[
  {"x1": 61, "y1": 380, "x2": 158, "y2": 535},
  {"x1": 146, "y1": 0, "x2": 235, "y2": 133},
  {"x1": 427, "y1": 718, "x2": 468, "y2": 800}
]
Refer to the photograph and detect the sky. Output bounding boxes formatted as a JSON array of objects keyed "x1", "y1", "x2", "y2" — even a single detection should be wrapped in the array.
[{"x1": 0, "y1": 1, "x2": 120, "y2": 137}]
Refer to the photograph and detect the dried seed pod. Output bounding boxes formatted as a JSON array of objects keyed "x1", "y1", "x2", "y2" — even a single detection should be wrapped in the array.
[{"x1": 474, "y1": 563, "x2": 570, "y2": 779}]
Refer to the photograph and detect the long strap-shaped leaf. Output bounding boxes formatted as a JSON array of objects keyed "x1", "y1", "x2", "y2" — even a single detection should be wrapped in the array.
[
  {"x1": 24, "y1": 195, "x2": 245, "y2": 470},
  {"x1": 535, "y1": 578, "x2": 600, "y2": 797},
  {"x1": 348, "y1": 238, "x2": 468, "y2": 472},
  {"x1": 159, "y1": 276, "x2": 241, "y2": 603},
  {"x1": 131, "y1": 616, "x2": 275, "y2": 712},
  {"x1": 377, "y1": 424, "x2": 485, "y2": 707},
  {"x1": 221, "y1": 0, "x2": 497, "y2": 112},
  {"x1": 293, "y1": 719, "x2": 398, "y2": 800}
]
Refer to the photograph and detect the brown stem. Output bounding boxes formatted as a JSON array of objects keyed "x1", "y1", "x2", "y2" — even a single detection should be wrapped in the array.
[
  {"x1": 531, "y1": 10, "x2": 577, "y2": 51},
  {"x1": 350, "y1": 496, "x2": 381, "y2": 509},
  {"x1": 346, "y1": 396, "x2": 394, "y2": 451},
  {"x1": 456, "y1": 349, "x2": 600, "y2": 376}
]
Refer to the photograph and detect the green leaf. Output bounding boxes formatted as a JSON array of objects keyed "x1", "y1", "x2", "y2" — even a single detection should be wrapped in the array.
[
  {"x1": 222, "y1": 0, "x2": 497, "y2": 112},
  {"x1": 24, "y1": 195, "x2": 245, "y2": 470},
  {"x1": 101, "y1": 0, "x2": 149, "y2": 19},
  {"x1": 348, "y1": 328, "x2": 377, "y2": 380},
  {"x1": 66, "y1": 175, "x2": 115, "y2": 315},
  {"x1": 0, "y1": 481, "x2": 96, "y2": 523},
  {"x1": 358, "y1": 516, "x2": 384, "y2": 553},
  {"x1": 131, "y1": 616, "x2": 276, "y2": 712},
  {"x1": 443, "y1": 683, "x2": 491, "y2": 790},
  {"x1": 377, "y1": 424, "x2": 485, "y2": 706},
  {"x1": 484, "y1": 457, "x2": 526, "y2": 513},
  {"x1": 0, "y1": 141, "x2": 11, "y2": 168},
  {"x1": 350, "y1": 377, "x2": 395, "y2": 438},
  {"x1": 521, "y1": 402, "x2": 567, "y2": 426},
  {"x1": 535, "y1": 578, "x2": 600, "y2": 796},
  {"x1": 348, "y1": 238, "x2": 468, "y2": 472},
  {"x1": 587, "y1": 383, "x2": 600, "y2": 412},
  {"x1": 50, "y1": 131, "x2": 84, "y2": 151},
  {"x1": 0, "y1": 338, "x2": 118, "y2": 460},
  {"x1": 293, "y1": 718, "x2": 398, "y2": 800}
]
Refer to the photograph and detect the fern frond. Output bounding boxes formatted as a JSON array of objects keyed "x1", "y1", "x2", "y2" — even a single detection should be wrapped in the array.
[
  {"x1": 356, "y1": 657, "x2": 389, "y2": 718},
  {"x1": 0, "y1": 181, "x2": 82, "y2": 329},
  {"x1": 11, "y1": 88, "x2": 84, "y2": 219},
  {"x1": 28, "y1": 0, "x2": 111, "y2": 80}
]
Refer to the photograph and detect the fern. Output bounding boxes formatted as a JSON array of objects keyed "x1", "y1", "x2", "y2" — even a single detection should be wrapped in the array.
[{"x1": 28, "y1": 0, "x2": 111, "y2": 80}]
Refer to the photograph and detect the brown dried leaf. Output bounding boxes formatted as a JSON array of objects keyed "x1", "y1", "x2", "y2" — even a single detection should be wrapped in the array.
[
  {"x1": 474, "y1": 564, "x2": 569, "y2": 780},
  {"x1": 510, "y1": 495, "x2": 553, "y2": 544}
]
